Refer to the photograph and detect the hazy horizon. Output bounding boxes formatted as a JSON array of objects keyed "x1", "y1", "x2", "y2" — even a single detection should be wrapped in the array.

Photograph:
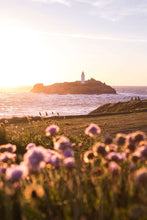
[{"x1": 0, "y1": 0, "x2": 147, "y2": 87}]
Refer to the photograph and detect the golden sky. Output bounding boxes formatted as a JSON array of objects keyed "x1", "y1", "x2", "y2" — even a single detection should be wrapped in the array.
[{"x1": 0, "y1": 0, "x2": 147, "y2": 87}]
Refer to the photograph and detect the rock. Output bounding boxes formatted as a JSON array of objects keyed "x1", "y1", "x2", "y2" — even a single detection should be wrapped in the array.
[{"x1": 30, "y1": 79, "x2": 116, "y2": 95}]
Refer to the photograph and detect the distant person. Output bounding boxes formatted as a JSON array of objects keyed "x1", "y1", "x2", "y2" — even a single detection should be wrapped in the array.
[
  {"x1": 137, "y1": 96, "x2": 141, "y2": 101},
  {"x1": 131, "y1": 97, "x2": 133, "y2": 101},
  {"x1": 52, "y1": 112, "x2": 54, "y2": 115},
  {"x1": 45, "y1": 112, "x2": 48, "y2": 116},
  {"x1": 39, "y1": 112, "x2": 42, "y2": 116},
  {"x1": 57, "y1": 112, "x2": 60, "y2": 116}
]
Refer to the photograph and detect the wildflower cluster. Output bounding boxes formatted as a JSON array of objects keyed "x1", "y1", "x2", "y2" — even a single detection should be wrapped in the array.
[
  {"x1": 84, "y1": 125, "x2": 147, "y2": 181},
  {"x1": 0, "y1": 125, "x2": 75, "y2": 182},
  {"x1": 0, "y1": 122, "x2": 146, "y2": 219}
]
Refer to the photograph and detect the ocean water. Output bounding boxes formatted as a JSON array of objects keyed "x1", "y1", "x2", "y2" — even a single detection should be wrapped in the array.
[{"x1": 0, "y1": 86, "x2": 147, "y2": 119}]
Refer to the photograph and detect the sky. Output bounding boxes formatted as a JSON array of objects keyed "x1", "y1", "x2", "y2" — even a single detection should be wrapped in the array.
[{"x1": 0, "y1": 0, "x2": 147, "y2": 87}]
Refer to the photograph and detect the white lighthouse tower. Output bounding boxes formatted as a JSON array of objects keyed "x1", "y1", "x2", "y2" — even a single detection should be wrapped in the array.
[{"x1": 81, "y1": 72, "x2": 85, "y2": 84}]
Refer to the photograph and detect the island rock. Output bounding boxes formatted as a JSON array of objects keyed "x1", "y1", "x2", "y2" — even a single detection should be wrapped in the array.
[{"x1": 30, "y1": 79, "x2": 116, "y2": 95}]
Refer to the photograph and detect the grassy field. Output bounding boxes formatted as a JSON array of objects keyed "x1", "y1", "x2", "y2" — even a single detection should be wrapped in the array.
[
  {"x1": 0, "y1": 111, "x2": 146, "y2": 220},
  {"x1": 2, "y1": 111, "x2": 147, "y2": 147}
]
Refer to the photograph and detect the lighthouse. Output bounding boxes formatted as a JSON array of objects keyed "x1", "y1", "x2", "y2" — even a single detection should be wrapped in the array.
[{"x1": 81, "y1": 72, "x2": 85, "y2": 84}]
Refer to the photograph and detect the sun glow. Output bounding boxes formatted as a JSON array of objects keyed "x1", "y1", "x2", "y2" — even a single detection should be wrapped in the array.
[{"x1": 0, "y1": 26, "x2": 62, "y2": 87}]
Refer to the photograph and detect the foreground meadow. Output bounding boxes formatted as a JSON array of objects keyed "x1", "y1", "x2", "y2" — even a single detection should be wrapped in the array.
[{"x1": 0, "y1": 112, "x2": 147, "y2": 220}]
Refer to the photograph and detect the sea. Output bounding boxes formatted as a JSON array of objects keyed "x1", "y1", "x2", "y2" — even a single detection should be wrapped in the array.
[{"x1": 0, "y1": 86, "x2": 147, "y2": 119}]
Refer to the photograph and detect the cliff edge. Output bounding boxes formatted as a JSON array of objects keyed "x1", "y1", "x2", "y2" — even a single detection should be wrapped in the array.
[{"x1": 30, "y1": 79, "x2": 116, "y2": 95}]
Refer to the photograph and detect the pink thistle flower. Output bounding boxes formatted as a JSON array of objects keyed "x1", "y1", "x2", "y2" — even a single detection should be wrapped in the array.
[
  {"x1": 54, "y1": 136, "x2": 71, "y2": 151},
  {"x1": 84, "y1": 150, "x2": 94, "y2": 163},
  {"x1": 115, "y1": 133, "x2": 126, "y2": 146},
  {"x1": 50, "y1": 154, "x2": 62, "y2": 167},
  {"x1": 44, "y1": 149, "x2": 56, "y2": 164},
  {"x1": 78, "y1": 143, "x2": 83, "y2": 148},
  {"x1": 133, "y1": 131, "x2": 146, "y2": 144},
  {"x1": 108, "y1": 161, "x2": 120, "y2": 176},
  {"x1": 85, "y1": 123, "x2": 101, "y2": 137},
  {"x1": 134, "y1": 168, "x2": 147, "y2": 187},
  {"x1": 64, "y1": 157, "x2": 75, "y2": 168},
  {"x1": 23, "y1": 146, "x2": 46, "y2": 172},
  {"x1": 104, "y1": 135, "x2": 113, "y2": 145},
  {"x1": 140, "y1": 146, "x2": 147, "y2": 159},
  {"x1": 45, "y1": 125, "x2": 59, "y2": 136},
  {"x1": 62, "y1": 148, "x2": 74, "y2": 158},
  {"x1": 0, "y1": 144, "x2": 16, "y2": 153},
  {"x1": 106, "y1": 152, "x2": 125, "y2": 162},
  {"x1": 93, "y1": 142, "x2": 106, "y2": 157},
  {"x1": 26, "y1": 143, "x2": 36, "y2": 151},
  {"x1": 0, "y1": 165, "x2": 7, "y2": 174},
  {"x1": 6, "y1": 164, "x2": 28, "y2": 182},
  {"x1": 0, "y1": 152, "x2": 16, "y2": 162},
  {"x1": 105, "y1": 144, "x2": 118, "y2": 153},
  {"x1": 131, "y1": 150, "x2": 141, "y2": 163},
  {"x1": 71, "y1": 143, "x2": 76, "y2": 147}
]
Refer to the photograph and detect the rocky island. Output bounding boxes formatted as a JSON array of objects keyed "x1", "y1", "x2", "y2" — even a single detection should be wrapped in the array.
[{"x1": 31, "y1": 76, "x2": 116, "y2": 95}]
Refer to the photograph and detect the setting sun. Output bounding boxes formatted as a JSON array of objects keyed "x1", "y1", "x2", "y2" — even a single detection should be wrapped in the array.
[{"x1": 0, "y1": 27, "x2": 66, "y2": 87}]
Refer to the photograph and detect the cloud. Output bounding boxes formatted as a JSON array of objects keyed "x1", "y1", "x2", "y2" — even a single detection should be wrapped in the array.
[
  {"x1": 31, "y1": 0, "x2": 147, "y2": 21},
  {"x1": 39, "y1": 31, "x2": 147, "y2": 43},
  {"x1": 32, "y1": 0, "x2": 71, "y2": 7},
  {"x1": 76, "y1": 0, "x2": 147, "y2": 21}
]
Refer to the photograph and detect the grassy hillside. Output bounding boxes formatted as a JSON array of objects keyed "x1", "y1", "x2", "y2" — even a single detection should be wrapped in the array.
[
  {"x1": 89, "y1": 100, "x2": 147, "y2": 115},
  {"x1": 1, "y1": 111, "x2": 146, "y2": 148}
]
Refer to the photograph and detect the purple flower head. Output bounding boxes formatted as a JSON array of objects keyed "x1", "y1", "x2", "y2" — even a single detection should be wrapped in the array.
[
  {"x1": 133, "y1": 131, "x2": 146, "y2": 144},
  {"x1": 71, "y1": 143, "x2": 76, "y2": 148},
  {"x1": 0, "y1": 166, "x2": 7, "y2": 174},
  {"x1": 50, "y1": 153, "x2": 62, "y2": 167},
  {"x1": 139, "y1": 145, "x2": 147, "y2": 159},
  {"x1": 105, "y1": 144, "x2": 118, "y2": 153},
  {"x1": 131, "y1": 151, "x2": 141, "y2": 163},
  {"x1": 78, "y1": 143, "x2": 83, "y2": 148},
  {"x1": 108, "y1": 161, "x2": 120, "y2": 176},
  {"x1": 104, "y1": 135, "x2": 113, "y2": 145},
  {"x1": 93, "y1": 142, "x2": 106, "y2": 157},
  {"x1": 54, "y1": 136, "x2": 71, "y2": 151},
  {"x1": 45, "y1": 125, "x2": 59, "y2": 136},
  {"x1": 0, "y1": 144, "x2": 16, "y2": 153},
  {"x1": 62, "y1": 148, "x2": 74, "y2": 158},
  {"x1": 6, "y1": 164, "x2": 28, "y2": 182},
  {"x1": 85, "y1": 123, "x2": 101, "y2": 137},
  {"x1": 26, "y1": 143, "x2": 36, "y2": 151},
  {"x1": 0, "y1": 152, "x2": 16, "y2": 162},
  {"x1": 115, "y1": 133, "x2": 126, "y2": 146},
  {"x1": 64, "y1": 157, "x2": 75, "y2": 168},
  {"x1": 134, "y1": 168, "x2": 147, "y2": 187},
  {"x1": 106, "y1": 152, "x2": 125, "y2": 162},
  {"x1": 24, "y1": 146, "x2": 46, "y2": 172},
  {"x1": 44, "y1": 149, "x2": 56, "y2": 164},
  {"x1": 84, "y1": 150, "x2": 94, "y2": 163}
]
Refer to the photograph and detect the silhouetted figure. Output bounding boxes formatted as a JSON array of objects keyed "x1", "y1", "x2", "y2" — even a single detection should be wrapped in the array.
[
  {"x1": 137, "y1": 96, "x2": 141, "y2": 101},
  {"x1": 57, "y1": 112, "x2": 60, "y2": 116},
  {"x1": 39, "y1": 112, "x2": 42, "y2": 116},
  {"x1": 52, "y1": 112, "x2": 54, "y2": 115},
  {"x1": 131, "y1": 97, "x2": 133, "y2": 101},
  {"x1": 45, "y1": 112, "x2": 48, "y2": 116}
]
